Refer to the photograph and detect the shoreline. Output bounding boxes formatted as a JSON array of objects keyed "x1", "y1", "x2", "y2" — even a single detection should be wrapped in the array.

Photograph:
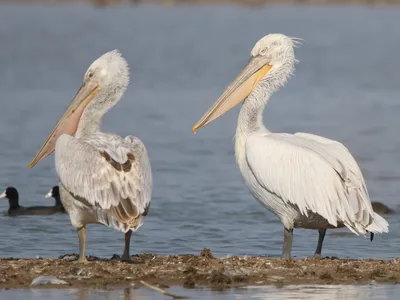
[{"x1": 1, "y1": 249, "x2": 400, "y2": 290}]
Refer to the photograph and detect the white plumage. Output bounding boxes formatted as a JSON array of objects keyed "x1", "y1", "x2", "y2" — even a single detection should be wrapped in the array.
[
  {"x1": 245, "y1": 133, "x2": 384, "y2": 234},
  {"x1": 193, "y1": 34, "x2": 388, "y2": 258}
]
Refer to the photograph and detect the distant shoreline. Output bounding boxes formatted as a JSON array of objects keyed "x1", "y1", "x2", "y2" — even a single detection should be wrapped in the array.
[{"x1": 0, "y1": 0, "x2": 399, "y2": 6}]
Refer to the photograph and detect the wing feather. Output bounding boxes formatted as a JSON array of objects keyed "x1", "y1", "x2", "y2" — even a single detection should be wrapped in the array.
[
  {"x1": 55, "y1": 132, "x2": 152, "y2": 227},
  {"x1": 245, "y1": 133, "x2": 379, "y2": 233}
]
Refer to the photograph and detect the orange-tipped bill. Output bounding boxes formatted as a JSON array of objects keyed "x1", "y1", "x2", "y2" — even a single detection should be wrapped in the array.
[
  {"x1": 192, "y1": 57, "x2": 272, "y2": 133},
  {"x1": 29, "y1": 81, "x2": 99, "y2": 168}
]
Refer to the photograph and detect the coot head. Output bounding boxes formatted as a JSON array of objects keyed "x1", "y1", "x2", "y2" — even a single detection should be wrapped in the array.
[{"x1": 0, "y1": 187, "x2": 20, "y2": 208}]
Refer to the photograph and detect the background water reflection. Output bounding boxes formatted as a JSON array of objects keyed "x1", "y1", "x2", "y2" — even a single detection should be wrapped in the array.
[{"x1": 2, "y1": 284, "x2": 400, "y2": 300}]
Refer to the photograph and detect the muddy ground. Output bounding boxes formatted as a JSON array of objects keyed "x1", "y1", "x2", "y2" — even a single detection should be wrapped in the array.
[{"x1": 1, "y1": 249, "x2": 400, "y2": 290}]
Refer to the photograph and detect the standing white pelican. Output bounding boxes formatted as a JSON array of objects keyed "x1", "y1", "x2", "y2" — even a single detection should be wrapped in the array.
[
  {"x1": 192, "y1": 34, "x2": 388, "y2": 258},
  {"x1": 29, "y1": 50, "x2": 152, "y2": 263}
]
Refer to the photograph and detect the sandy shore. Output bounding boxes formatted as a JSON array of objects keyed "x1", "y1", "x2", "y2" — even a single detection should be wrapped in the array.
[{"x1": 1, "y1": 249, "x2": 400, "y2": 290}]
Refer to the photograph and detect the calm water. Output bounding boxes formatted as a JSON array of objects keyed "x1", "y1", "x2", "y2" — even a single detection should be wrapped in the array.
[
  {"x1": 0, "y1": 3, "x2": 400, "y2": 299},
  {"x1": 2, "y1": 285, "x2": 400, "y2": 300}
]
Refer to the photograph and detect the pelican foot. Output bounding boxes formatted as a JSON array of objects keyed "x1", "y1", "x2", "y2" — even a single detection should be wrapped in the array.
[
  {"x1": 312, "y1": 253, "x2": 322, "y2": 259},
  {"x1": 73, "y1": 258, "x2": 88, "y2": 264},
  {"x1": 120, "y1": 256, "x2": 138, "y2": 264}
]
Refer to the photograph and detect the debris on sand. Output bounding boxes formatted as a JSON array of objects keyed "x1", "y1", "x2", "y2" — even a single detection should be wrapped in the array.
[
  {"x1": 140, "y1": 280, "x2": 188, "y2": 299},
  {"x1": 31, "y1": 276, "x2": 68, "y2": 286},
  {"x1": 2, "y1": 248, "x2": 400, "y2": 289},
  {"x1": 200, "y1": 248, "x2": 215, "y2": 259}
]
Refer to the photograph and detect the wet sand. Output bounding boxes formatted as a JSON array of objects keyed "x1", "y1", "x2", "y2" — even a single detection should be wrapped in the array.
[{"x1": 1, "y1": 249, "x2": 400, "y2": 290}]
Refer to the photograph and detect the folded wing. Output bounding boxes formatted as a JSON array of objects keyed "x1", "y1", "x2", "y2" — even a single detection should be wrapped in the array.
[
  {"x1": 245, "y1": 133, "x2": 385, "y2": 234},
  {"x1": 55, "y1": 132, "x2": 152, "y2": 229}
]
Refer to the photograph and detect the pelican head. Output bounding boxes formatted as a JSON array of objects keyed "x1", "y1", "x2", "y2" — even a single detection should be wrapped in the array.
[
  {"x1": 85, "y1": 50, "x2": 130, "y2": 97},
  {"x1": 29, "y1": 50, "x2": 129, "y2": 168},
  {"x1": 192, "y1": 33, "x2": 298, "y2": 132}
]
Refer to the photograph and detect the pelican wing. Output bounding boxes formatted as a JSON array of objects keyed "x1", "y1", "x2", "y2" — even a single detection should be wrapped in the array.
[
  {"x1": 294, "y1": 132, "x2": 369, "y2": 196},
  {"x1": 245, "y1": 133, "x2": 375, "y2": 234},
  {"x1": 55, "y1": 132, "x2": 152, "y2": 226}
]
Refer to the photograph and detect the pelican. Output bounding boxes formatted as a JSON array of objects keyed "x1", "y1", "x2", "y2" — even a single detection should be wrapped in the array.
[
  {"x1": 192, "y1": 34, "x2": 389, "y2": 258},
  {"x1": 29, "y1": 50, "x2": 152, "y2": 263}
]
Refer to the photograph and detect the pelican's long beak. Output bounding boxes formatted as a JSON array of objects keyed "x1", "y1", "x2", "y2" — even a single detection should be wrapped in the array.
[
  {"x1": 192, "y1": 56, "x2": 272, "y2": 133},
  {"x1": 29, "y1": 81, "x2": 99, "y2": 168}
]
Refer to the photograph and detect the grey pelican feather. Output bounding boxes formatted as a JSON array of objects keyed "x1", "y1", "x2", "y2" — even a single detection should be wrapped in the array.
[{"x1": 29, "y1": 50, "x2": 152, "y2": 263}]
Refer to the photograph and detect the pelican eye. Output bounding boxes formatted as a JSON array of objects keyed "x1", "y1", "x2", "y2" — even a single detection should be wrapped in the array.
[{"x1": 260, "y1": 48, "x2": 268, "y2": 56}]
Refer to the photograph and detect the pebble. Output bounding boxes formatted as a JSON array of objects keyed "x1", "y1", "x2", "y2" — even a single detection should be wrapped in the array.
[
  {"x1": 31, "y1": 276, "x2": 68, "y2": 286},
  {"x1": 62, "y1": 255, "x2": 77, "y2": 261}
]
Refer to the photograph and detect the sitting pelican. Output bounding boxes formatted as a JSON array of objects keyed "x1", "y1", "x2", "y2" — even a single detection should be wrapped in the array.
[
  {"x1": 29, "y1": 50, "x2": 152, "y2": 263},
  {"x1": 192, "y1": 34, "x2": 389, "y2": 258}
]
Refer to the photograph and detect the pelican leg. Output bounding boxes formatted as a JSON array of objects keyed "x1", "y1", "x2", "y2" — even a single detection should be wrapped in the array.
[
  {"x1": 282, "y1": 227, "x2": 293, "y2": 259},
  {"x1": 121, "y1": 230, "x2": 133, "y2": 262},
  {"x1": 312, "y1": 229, "x2": 326, "y2": 258},
  {"x1": 77, "y1": 226, "x2": 88, "y2": 263}
]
